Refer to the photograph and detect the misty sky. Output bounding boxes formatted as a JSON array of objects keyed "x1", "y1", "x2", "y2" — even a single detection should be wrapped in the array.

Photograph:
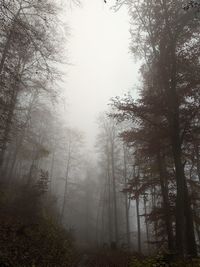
[{"x1": 64, "y1": 0, "x2": 140, "y2": 148}]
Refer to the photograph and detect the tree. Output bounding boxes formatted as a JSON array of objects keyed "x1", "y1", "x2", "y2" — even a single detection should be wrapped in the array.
[
  {"x1": 111, "y1": 0, "x2": 200, "y2": 256},
  {"x1": 60, "y1": 128, "x2": 84, "y2": 224},
  {"x1": 0, "y1": 0, "x2": 64, "y2": 169},
  {"x1": 96, "y1": 114, "x2": 120, "y2": 246}
]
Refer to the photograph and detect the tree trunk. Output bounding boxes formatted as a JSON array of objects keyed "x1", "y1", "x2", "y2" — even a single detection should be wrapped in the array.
[
  {"x1": 101, "y1": 184, "x2": 107, "y2": 244},
  {"x1": 143, "y1": 195, "x2": 150, "y2": 254},
  {"x1": 8, "y1": 92, "x2": 37, "y2": 179},
  {"x1": 152, "y1": 185, "x2": 159, "y2": 249},
  {"x1": 60, "y1": 148, "x2": 71, "y2": 223},
  {"x1": 0, "y1": 147, "x2": 12, "y2": 178},
  {"x1": 136, "y1": 196, "x2": 141, "y2": 254},
  {"x1": 157, "y1": 152, "x2": 174, "y2": 251},
  {"x1": 111, "y1": 141, "x2": 119, "y2": 245},
  {"x1": 49, "y1": 149, "x2": 55, "y2": 192},
  {"x1": 169, "y1": 80, "x2": 197, "y2": 257},
  {"x1": 123, "y1": 145, "x2": 131, "y2": 248},
  {"x1": 107, "y1": 165, "x2": 113, "y2": 245},
  {"x1": 194, "y1": 141, "x2": 200, "y2": 182},
  {"x1": 0, "y1": 88, "x2": 18, "y2": 169},
  {"x1": 159, "y1": 34, "x2": 197, "y2": 255},
  {"x1": 135, "y1": 167, "x2": 141, "y2": 254}
]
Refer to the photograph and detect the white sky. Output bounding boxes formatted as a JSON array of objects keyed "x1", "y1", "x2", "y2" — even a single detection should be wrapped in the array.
[{"x1": 63, "y1": 0, "x2": 140, "y2": 148}]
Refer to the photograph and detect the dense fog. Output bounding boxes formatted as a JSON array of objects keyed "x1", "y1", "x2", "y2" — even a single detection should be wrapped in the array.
[{"x1": 0, "y1": 0, "x2": 200, "y2": 266}]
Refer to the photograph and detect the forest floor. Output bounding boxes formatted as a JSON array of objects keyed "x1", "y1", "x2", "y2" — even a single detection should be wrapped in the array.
[
  {"x1": 76, "y1": 249, "x2": 132, "y2": 267},
  {"x1": 75, "y1": 248, "x2": 200, "y2": 267}
]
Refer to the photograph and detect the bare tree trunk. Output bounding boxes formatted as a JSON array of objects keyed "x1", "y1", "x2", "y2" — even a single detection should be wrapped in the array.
[
  {"x1": 157, "y1": 152, "x2": 174, "y2": 251},
  {"x1": 8, "y1": 92, "x2": 37, "y2": 179},
  {"x1": 95, "y1": 186, "x2": 103, "y2": 245},
  {"x1": 49, "y1": 149, "x2": 55, "y2": 192},
  {"x1": 0, "y1": 88, "x2": 18, "y2": 169},
  {"x1": 0, "y1": 55, "x2": 25, "y2": 170},
  {"x1": 60, "y1": 147, "x2": 71, "y2": 223},
  {"x1": 143, "y1": 195, "x2": 150, "y2": 254},
  {"x1": 152, "y1": 185, "x2": 159, "y2": 249},
  {"x1": 105, "y1": 139, "x2": 113, "y2": 245},
  {"x1": 101, "y1": 184, "x2": 106, "y2": 244},
  {"x1": 85, "y1": 182, "x2": 91, "y2": 244},
  {"x1": 111, "y1": 141, "x2": 119, "y2": 246},
  {"x1": 194, "y1": 141, "x2": 200, "y2": 182},
  {"x1": 27, "y1": 157, "x2": 36, "y2": 185},
  {"x1": 135, "y1": 167, "x2": 141, "y2": 254},
  {"x1": 0, "y1": 147, "x2": 12, "y2": 178},
  {"x1": 136, "y1": 195, "x2": 141, "y2": 254},
  {"x1": 123, "y1": 145, "x2": 130, "y2": 248},
  {"x1": 107, "y1": 166, "x2": 113, "y2": 245}
]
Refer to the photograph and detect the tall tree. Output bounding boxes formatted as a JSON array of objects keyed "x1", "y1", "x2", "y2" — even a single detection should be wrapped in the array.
[
  {"x1": 112, "y1": 0, "x2": 200, "y2": 256},
  {"x1": 0, "y1": 0, "x2": 63, "y2": 169}
]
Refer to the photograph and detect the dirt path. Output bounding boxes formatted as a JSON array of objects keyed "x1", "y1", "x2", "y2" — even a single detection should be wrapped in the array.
[{"x1": 77, "y1": 250, "x2": 131, "y2": 267}]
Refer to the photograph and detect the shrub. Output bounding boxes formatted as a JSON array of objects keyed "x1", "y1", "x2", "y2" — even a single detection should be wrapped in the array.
[{"x1": 0, "y1": 180, "x2": 76, "y2": 267}]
